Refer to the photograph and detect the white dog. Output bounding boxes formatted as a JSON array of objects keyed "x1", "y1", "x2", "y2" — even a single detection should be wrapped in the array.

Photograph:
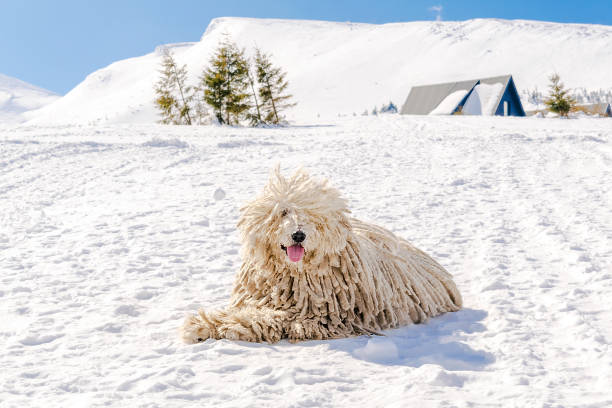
[{"x1": 182, "y1": 168, "x2": 462, "y2": 343}]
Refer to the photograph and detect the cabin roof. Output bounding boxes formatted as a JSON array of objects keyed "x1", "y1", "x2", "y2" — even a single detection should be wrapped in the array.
[{"x1": 400, "y1": 75, "x2": 514, "y2": 115}]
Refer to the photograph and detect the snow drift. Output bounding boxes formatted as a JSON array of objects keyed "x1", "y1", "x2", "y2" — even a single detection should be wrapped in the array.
[
  {"x1": 462, "y1": 83, "x2": 505, "y2": 115},
  {"x1": 26, "y1": 17, "x2": 612, "y2": 124}
]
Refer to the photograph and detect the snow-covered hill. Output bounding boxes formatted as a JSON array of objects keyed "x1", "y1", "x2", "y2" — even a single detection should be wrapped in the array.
[
  {"x1": 28, "y1": 17, "x2": 612, "y2": 124},
  {"x1": 0, "y1": 73, "x2": 59, "y2": 124},
  {"x1": 1, "y1": 116, "x2": 611, "y2": 406}
]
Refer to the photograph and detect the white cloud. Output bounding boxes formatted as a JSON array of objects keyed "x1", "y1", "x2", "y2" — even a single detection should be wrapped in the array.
[{"x1": 429, "y1": 5, "x2": 443, "y2": 21}]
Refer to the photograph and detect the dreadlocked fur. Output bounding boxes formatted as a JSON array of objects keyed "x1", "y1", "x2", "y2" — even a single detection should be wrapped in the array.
[{"x1": 181, "y1": 168, "x2": 462, "y2": 343}]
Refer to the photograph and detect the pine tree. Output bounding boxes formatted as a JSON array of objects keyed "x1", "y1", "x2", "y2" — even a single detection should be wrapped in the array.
[
  {"x1": 154, "y1": 50, "x2": 179, "y2": 124},
  {"x1": 154, "y1": 48, "x2": 193, "y2": 125},
  {"x1": 254, "y1": 47, "x2": 295, "y2": 124},
  {"x1": 544, "y1": 73, "x2": 575, "y2": 117},
  {"x1": 201, "y1": 39, "x2": 251, "y2": 125}
]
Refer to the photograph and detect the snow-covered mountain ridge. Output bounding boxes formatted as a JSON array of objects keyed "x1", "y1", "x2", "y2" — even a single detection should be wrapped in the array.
[
  {"x1": 27, "y1": 17, "x2": 612, "y2": 124},
  {"x1": 0, "y1": 73, "x2": 59, "y2": 124}
]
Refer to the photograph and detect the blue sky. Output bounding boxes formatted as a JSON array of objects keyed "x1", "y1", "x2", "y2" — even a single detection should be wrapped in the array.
[{"x1": 2, "y1": 0, "x2": 609, "y2": 95}]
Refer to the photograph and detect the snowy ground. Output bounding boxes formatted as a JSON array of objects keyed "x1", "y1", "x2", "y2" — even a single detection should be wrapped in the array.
[{"x1": 1, "y1": 116, "x2": 611, "y2": 407}]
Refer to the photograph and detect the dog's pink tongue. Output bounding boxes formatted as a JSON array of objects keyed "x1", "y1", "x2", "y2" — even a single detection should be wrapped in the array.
[{"x1": 287, "y1": 244, "x2": 304, "y2": 262}]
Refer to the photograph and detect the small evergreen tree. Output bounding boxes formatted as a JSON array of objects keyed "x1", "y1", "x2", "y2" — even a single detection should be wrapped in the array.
[
  {"x1": 254, "y1": 47, "x2": 295, "y2": 124},
  {"x1": 154, "y1": 48, "x2": 193, "y2": 125},
  {"x1": 201, "y1": 38, "x2": 251, "y2": 125},
  {"x1": 545, "y1": 73, "x2": 575, "y2": 117}
]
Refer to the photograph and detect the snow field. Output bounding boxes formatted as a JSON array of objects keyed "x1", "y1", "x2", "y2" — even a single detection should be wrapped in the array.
[{"x1": 1, "y1": 115, "x2": 611, "y2": 407}]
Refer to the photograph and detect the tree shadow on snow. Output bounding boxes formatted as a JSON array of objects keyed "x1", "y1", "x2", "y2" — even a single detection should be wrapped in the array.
[
  {"x1": 327, "y1": 308, "x2": 494, "y2": 371},
  {"x1": 287, "y1": 124, "x2": 335, "y2": 128}
]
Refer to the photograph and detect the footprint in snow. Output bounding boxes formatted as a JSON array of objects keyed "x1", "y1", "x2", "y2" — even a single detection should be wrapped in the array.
[
  {"x1": 213, "y1": 188, "x2": 226, "y2": 201},
  {"x1": 97, "y1": 323, "x2": 124, "y2": 333},
  {"x1": 252, "y1": 366, "x2": 273, "y2": 376},
  {"x1": 135, "y1": 290, "x2": 156, "y2": 300},
  {"x1": 114, "y1": 304, "x2": 140, "y2": 317},
  {"x1": 450, "y1": 178, "x2": 468, "y2": 186},
  {"x1": 20, "y1": 333, "x2": 64, "y2": 346}
]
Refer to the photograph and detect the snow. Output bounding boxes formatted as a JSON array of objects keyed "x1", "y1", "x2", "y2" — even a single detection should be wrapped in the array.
[
  {"x1": 24, "y1": 17, "x2": 612, "y2": 125},
  {"x1": 462, "y1": 83, "x2": 504, "y2": 115},
  {"x1": 0, "y1": 73, "x2": 60, "y2": 124},
  {"x1": 429, "y1": 90, "x2": 468, "y2": 115},
  {"x1": 1, "y1": 115, "x2": 611, "y2": 407}
]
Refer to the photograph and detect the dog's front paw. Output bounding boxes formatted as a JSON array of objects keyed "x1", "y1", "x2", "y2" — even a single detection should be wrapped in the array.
[
  {"x1": 218, "y1": 323, "x2": 257, "y2": 342},
  {"x1": 288, "y1": 319, "x2": 329, "y2": 342},
  {"x1": 181, "y1": 310, "x2": 217, "y2": 344}
]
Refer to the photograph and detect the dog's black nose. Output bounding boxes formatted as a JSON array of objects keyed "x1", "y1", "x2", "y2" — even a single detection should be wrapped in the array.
[{"x1": 292, "y1": 230, "x2": 306, "y2": 243}]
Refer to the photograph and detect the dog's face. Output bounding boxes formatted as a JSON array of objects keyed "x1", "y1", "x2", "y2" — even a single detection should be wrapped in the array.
[{"x1": 238, "y1": 168, "x2": 351, "y2": 267}]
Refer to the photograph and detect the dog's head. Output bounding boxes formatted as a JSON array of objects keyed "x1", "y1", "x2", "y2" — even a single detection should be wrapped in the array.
[{"x1": 238, "y1": 167, "x2": 351, "y2": 267}]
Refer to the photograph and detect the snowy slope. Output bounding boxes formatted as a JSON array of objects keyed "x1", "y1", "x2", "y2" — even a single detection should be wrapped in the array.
[
  {"x1": 27, "y1": 17, "x2": 612, "y2": 124},
  {"x1": 1, "y1": 116, "x2": 611, "y2": 407},
  {"x1": 0, "y1": 73, "x2": 60, "y2": 124}
]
